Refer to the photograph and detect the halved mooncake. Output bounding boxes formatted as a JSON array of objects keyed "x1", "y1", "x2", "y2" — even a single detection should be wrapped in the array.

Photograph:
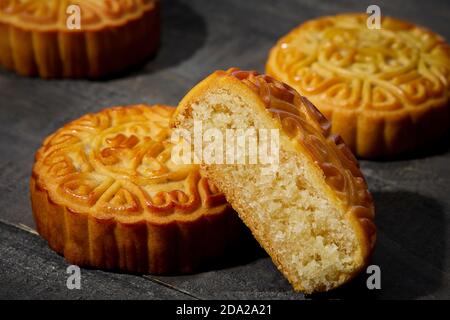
[
  {"x1": 266, "y1": 14, "x2": 450, "y2": 158},
  {"x1": 171, "y1": 68, "x2": 376, "y2": 293},
  {"x1": 0, "y1": 0, "x2": 160, "y2": 78},
  {"x1": 31, "y1": 104, "x2": 249, "y2": 274}
]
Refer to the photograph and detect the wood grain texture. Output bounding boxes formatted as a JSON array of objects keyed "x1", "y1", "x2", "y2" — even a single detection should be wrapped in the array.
[
  {"x1": 0, "y1": 0, "x2": 449, "y2": 299},
  {"x1": 0, "y1": 222, "x2": 194, "y2": 300}
]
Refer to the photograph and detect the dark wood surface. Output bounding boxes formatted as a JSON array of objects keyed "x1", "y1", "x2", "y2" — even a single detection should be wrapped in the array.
[{"x1": 0, "y1": 0, "x2": 449, "y2": 300}]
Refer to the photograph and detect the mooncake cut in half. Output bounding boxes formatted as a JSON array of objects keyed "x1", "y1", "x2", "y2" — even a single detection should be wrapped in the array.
[
  {"x1": 0, "y1": 0, "x2": 160, "y2": 78},
  {"x1": 266, "y1": 14, "x2": 450, "y2": 158},
  {"x1": 171, "y1": 68, "x2": 376, "y2": 293},
  {"x1": 31, "y1": 104, "x2": 250, "y2": 274}
]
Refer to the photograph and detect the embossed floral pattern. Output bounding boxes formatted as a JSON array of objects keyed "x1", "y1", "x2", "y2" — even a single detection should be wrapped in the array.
[
  {"x1": 0, "y1": 0, "x2": 155, "y2": 28},
  {"x1": 267, "y1": 14, "x2": 450, "y2": 112},
  {"x1": 33, "y1": 105, "x2": 226, "y2": 220}
]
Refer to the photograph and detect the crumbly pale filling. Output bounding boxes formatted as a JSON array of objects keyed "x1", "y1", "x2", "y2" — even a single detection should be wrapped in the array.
[{"x1": 178, "y1": 89, "x2": 360, "y2": 293}]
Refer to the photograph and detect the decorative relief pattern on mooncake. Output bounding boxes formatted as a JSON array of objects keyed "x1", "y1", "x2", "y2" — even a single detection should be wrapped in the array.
[
  {"x1": 31, "y1": 105, "x2": 245, "y2": 274},
  {"x1": 0, "y1": 0, "x2": 160, "y2": 78},
  {"x1": 267, "y1": 14, "x2": 450, "y2": 157},
  {"x1": 0, "y1": 0, "x2": 155, "y2": 29},
  {"x1": 33, "y1": 105, "x2": 226, "y2": 218}
]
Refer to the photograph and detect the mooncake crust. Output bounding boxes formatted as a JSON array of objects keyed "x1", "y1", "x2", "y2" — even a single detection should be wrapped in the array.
[
  {"x1": 31, "y1": 104, "x2": 247, "y2": 274},
  {"x1": 0, "y1": 0, "x2": 160, "y2": 78},
  {"x1": 266, "y1": 13, "x2": 450, "y2": 158},
  {"x1": 172, "y1": 68, "x2": 376, "y2": 292},
  {"x1": 222, "y1": 68, "x2": 376, "y2": 257}
]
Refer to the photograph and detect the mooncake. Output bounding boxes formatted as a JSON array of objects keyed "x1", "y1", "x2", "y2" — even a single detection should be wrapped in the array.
[
  {"x1": 266, "y1": 14, "x2": 450, "y2": 158},
  {"x1": 171, "y1": 68, "x2": 376, "y2": 293},
  {"x1": 31, "y1": 104, "x2": 248, "y2": 274},
  {"x1": 0, "y1": 0, "x2": 160, "y2": 78}
]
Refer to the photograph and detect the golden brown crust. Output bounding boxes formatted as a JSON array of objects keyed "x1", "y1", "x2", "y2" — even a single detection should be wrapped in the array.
[
  {"x1": 31, "y1": 104, "x2": 247, "y2": 274},
  {"x1": 266, "y1": 13, "x2": 450, "y2": 158},
  {"x1": 0, "y1": 0, "x2": 160, "y2": 78},
  {"x1": 172, "y1": 68, "x2": 376, "y2": 292},
  {"x1": 220, "y1": 68, "x2": 376, "y2": 259}
]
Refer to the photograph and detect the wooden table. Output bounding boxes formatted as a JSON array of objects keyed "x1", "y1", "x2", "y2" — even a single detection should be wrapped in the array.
[{"x1": 0, "y1": 0, "x2": 449, "y2": 300}]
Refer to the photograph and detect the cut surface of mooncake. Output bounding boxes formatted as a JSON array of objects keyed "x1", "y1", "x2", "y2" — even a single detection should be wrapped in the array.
[
  {"x1": 171, "y1": 68, "x2": 376, "y2": 293},
  {"x1": 266, "y1": 14, "x2": 450, "y2": 158},
  {"x1": 31, "y1": 104, "x2": 250, "y2": 274}
]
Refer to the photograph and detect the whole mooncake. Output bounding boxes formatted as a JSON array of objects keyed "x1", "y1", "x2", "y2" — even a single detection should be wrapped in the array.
[
  {"x1": 172, "y1": 68, "x2": 376, "y2": 293},
  {"x1": 266, "y1": 14, "x2": 450, "y2": 158},
  {"x1": 0, "y1": 0, "x2": 160, "y2": 78},
  {"x1": 31, "y1": 105, "x2": 249, "y2": 274}
]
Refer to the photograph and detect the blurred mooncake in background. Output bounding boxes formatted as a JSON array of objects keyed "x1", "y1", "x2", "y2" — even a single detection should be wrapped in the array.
[
  {"x1": 267, "y1": 14, "x2": 450, "y2": 158},
  {"x1": 0, "y1": 0, "x2": 160, "y2": 78}
]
